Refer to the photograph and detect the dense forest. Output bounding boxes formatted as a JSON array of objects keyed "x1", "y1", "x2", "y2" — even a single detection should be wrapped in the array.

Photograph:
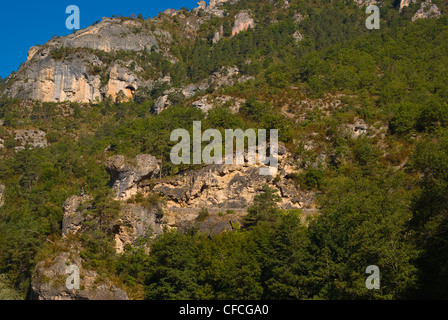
[{"x1": 0, "y1": 0, "x2": 447, "y2": 299}]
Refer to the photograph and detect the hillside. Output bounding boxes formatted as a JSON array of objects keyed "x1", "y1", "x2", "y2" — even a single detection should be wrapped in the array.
[{"x1": 0, "y1": 0, "x2": 447, "y2": 300}]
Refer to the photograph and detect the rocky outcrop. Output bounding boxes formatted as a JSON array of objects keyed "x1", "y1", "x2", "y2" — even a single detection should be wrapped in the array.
[
  {"x1": 103, "y1": 147, "x2": 318, "y2": 227},
  {"x1": 105, "y1": 154, "x2": 160, "y2": 200},
  {"x1": 152, "y1": 66, "x2": 253, "y2": 114},
  {"x1": 55, "y1": 18, "x2": 157, "y2": 53},
  {"x1": 232, "y1": 11, "x2": 255, "y2": 36},
  {"x1": 30, "y1": 252, "x2": 128, "y2": 300},
  {"x1": 213, "y1": 25, "x2": 224, "y2": 44},
  {"x1": 106, "y1": 62, "x2": 139, "y2": 100},
  {"x1": 412, "y1": 0, "x2": 441, "y2": 21},
  {"x1": 354, "y1": 0, "x2": 378, "y2": 7},
  {"x1": 192, "y1": 95, "x2": 245, "y2": 114},
  {"x1": 209, "y1": 0, "x2": 229, "y2": 7},
  {"x1": 197, "y1": 1, "x2": 207, "y2": 10},
  {"x1": 344, "y1": 118, "x2": 369, "y2": 138},
  {"x1": 150, "y1": 162, "x2": 306, "y2": 211},
  {"x1": 4, "y1": 18, "x2": 157, "y2": 103},
  {"x1": 131, "y1": 146, "x2": 314, "y2": 213},
  {"x1": 6, "y1": 52, "x2": 103, "y2": 103},
  {"x1": 113, "y1": 204, "x2": 164, "y2": 253},
  {"x1": 175, "y1": 213, "x2": 243, "y2": 238},
  {"x1": 62, "y1": 195, "x2": 93, "y2": 237},
  {"x1": 399, "y1": 0, "x2": 417, "y2": 12},
  {"x1": 14, "y1": 129, "x2": 48, "y2": 152}
]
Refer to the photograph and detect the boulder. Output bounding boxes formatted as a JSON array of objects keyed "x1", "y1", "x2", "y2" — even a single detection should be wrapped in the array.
[{"x1": 30, "y1": 252, "x2": 128, "y2": 300}]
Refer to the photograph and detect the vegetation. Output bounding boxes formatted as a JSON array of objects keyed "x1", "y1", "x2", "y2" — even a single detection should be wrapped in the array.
[{"x1": 0, "y1": 0, "x2": 447, "y2": 299}]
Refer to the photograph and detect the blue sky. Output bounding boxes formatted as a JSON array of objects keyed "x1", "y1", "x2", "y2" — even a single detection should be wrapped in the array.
[{"x1": 0, "y1": 0, "x2": 202, "y2": 78}]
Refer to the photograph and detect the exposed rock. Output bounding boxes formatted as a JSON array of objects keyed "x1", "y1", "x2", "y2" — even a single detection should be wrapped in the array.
[
  {"x1": 197, "y1": 0, "x2": 207, "y2": 10},
  {"x1": 293, "y1": 13, "x2": 304, "y2": 23},
  {"x1": 412, "y1": 0, "x2": 441, "y2": 21},
  {"x1": 103, "y1": 148, "x2": 318, "y2": 230},
  {"x1": 4, "y1": 18, "x2": 156, "y2": 103},
  {"x1": 192, "y1": 96, "x2": 214, "y2": 113},
  {"x1": 400, "y1": 0, "x2": 417, "y2": 12},
  {"x1": 0, "y1": 138, "x2": 4, "y2": 150},
  {"x1": 7, "y1": 54, "x2": 102, "y2": 103},
  {"x1": 354, "y1": 0, "x2": 378, "y2": 7},
  {"x1": 192, "y1": 95, "x2": 245, "y2": 114},
  {"x1": 152, "y1": 67, "x2": 252, "y2": 115},
  {"x1": 164, "y1": 9, "x2": 178, "y2": 16},
  {"x1": 62, "y1": 195, "x2": 93, "y2": 237},
  {"x1": 14, "y1": 129, "x2": 48, "y2": 152},
  {"x1": 153, "y1": 94, "x2": 171, "y2": 114},
  {"x1": 30, "y1": 252, "x2": 128, "y2": 300},
  {"x1": 27, "y1": 46, "x2": 41, "y2": 62},
  {"x1": 106, "y1": 62, "x2": 139, "y2": 100},
  {"x1": 213, "y1": 25, "x2": 224, "y2": 44},
  {"x1": 176, "y1": 214, "x2": 240, "y2": 237},
  {"x1": 209, "y1": 0, "x2": 229, "y2": 7},
  {"x1": 344, "y1": 118, "x2": 369, "y2": 138},
  {"x1": 59, "y1": 18, "x2": 157, "y2": 53},
  {"x1": 182, "y1": 83, "x2": 200, "y2": 98},
  {"x1": 232, "y1": 11, "x2": 255, "y2": 36},
  {"x1": 113, "y1": 204, "x2": 164, "y2": 253},
  {"x1": 105, "y1": 154, "x2": 160, "y2": 200},
  {"x1": 150, "y1": 156, "x2": 304, "y2": 211}
]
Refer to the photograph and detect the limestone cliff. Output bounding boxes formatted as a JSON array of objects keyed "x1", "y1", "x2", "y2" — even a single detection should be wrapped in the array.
[
  {"x1": 232, "y1": 11, "x2": 255, "y2": 36},
  {"x1": 3, "y1": 17, "x2": 159, "y2": 103},
  {"x1": 3, "y1": 0, "x2": 442, "y2": 105},
  {"x1": 105, "y1": 148, "x2": 318, "y2": 224}
]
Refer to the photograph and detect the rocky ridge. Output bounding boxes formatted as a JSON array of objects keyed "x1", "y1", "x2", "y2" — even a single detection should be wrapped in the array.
[{"x1": 2, "y1": 0, "x2": 443, "y2": 104}]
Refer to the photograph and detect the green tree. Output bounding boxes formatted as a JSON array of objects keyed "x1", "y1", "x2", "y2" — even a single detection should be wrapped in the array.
[
  {"x1": 144, "y1": 231, "x2": 200, "y2": 300},
  {"x1": 262, "y1": 211, "x2": 315, "y2": 299},
  {"x1": 243, "y1": 184, "x2": 282, "y2": 228},
  {"x1": 410, "y1": 131, "x2": 448, "y2": 298}
]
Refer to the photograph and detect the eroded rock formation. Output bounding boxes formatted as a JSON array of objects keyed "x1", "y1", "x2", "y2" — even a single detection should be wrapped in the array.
[
  {"x1": 105, "y1": 154, "x2": 160, "y2": 200},
  {"x1": 232, "y1": 11, "x2": 255, "y2": 36},
  {"x1": 30, "y1": 252, "x2": 128, "y2": 300},
  {"x1": 14, "y1": 129, "x2": 48, "y2": 152},
  {"x1": 412, "y1": 0, "x2": 441, "y2": 21},
  {"x1": 4, "y1": 18, "x2": 157, "y2": 103}
]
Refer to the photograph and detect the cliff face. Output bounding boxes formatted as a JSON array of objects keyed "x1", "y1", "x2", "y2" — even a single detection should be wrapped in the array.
[
  {"x1": 105, "y1": 149, "x2": 318, "y2": 222},
  {"x1": 4, "y1": 18, "x2": 155, "y2": 103},
  {"x1": 2, "y1": 0, "x2": 443, "y2": 104}
]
